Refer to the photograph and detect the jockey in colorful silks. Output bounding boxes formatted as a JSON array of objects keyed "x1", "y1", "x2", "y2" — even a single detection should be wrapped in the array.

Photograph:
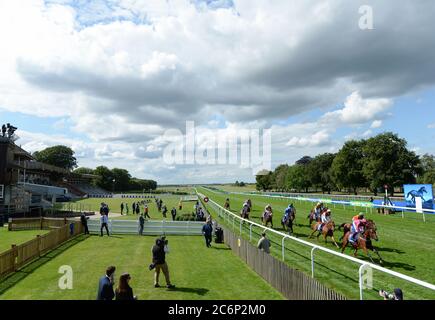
[
  {"x1": 317, "y1": 209, "x2": 332, "y2": 231},
  {"x1": 313, "y1": 203, "x2": 323, "y2": 221},
  {"x1": 282, "y1": 204, "x2": 294, "y2": 224},
  {"x1": 350, "y1": 213, "x2": 366, "y2": 243},
  {"x1": 263, "y1": 205, "x2": 273, "y2": 220}
]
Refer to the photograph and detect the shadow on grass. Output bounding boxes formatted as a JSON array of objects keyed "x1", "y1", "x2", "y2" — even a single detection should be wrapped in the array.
[
  {"x1": 0, "y1": 234, "x2": 89, "y2": 295},
  {"x1": 211, "y1": 246, "x2": 231, "y2": 251},
  {"x1": 167, "y1": 287, "x2": 209, "y2": 296}
]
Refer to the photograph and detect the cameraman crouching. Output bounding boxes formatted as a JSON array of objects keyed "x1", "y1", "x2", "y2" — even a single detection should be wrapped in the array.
[{"x1": 151, "y1": 236, "x2": 175, "y2": 289}]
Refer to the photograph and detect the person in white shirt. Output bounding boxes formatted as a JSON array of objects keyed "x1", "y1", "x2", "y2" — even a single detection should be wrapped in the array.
[{"x1": 100, "y1": 213, "x2": 110, "y2": 237}]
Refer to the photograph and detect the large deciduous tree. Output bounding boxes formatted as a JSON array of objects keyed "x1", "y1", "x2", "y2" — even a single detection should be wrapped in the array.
[
  {"x1": 33, "y1": 145, "x2": 77, "y2": 170},
  {"x1": 331, "y1": 140, "x2": 367, "y2": 195},
  {"x1": 362, "y1": 132, "x2": 422, "y2": 196},
  {"x1": 308, "y1": 153, "x2": 336, "y2": 194}
]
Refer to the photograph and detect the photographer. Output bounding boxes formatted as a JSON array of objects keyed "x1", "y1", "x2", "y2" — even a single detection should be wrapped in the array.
[
  {"x1": 151, "y1": 236, "x2": 175, "y2": 289},
  {"x1": 379, "y1": 288, "x2": 403, "y2": 300}
]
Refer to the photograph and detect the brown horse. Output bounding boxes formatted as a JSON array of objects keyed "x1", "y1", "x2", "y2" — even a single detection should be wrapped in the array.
[
  {"x1": 240, "y1": 205, "x2": 250, "y2": 220},
  {"x1": 309, "y1": 220, "x2": 339, "y2": 247},
  {"x1": 340, "y1": 220, "x2": 383, "y2": 264},
  {"x1": 281, "y1": 208, "x2": 296, "y2": 234}
]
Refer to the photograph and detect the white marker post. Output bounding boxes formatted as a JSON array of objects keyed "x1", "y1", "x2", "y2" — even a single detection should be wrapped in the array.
[{"x1": 415, "y1": 197, "x2": 425, "y2": 222}]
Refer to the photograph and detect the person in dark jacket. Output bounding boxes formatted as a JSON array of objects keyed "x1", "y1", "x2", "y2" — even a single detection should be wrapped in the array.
[
  {"x1": 115, "y1": 273, "x2": 137, "y2": 300},
  {"x1": 139, "y1": 214, "x2": 145, "y2": 235},
  {"x1": 97, "y1": 266, "x2": 116, "y2": 300},
  {"x1": 202, "y1": 220, "x2": 213, "y2": 248},
  {"x1": 80, "y1": 213, "x2": 89, "y2": 235},
  {"x1": 171, "y1": 207, "x2": 177, "y2": 221},
  {"x1": 120, "y1": 203, "x2": 124, "y2": 215},
  {"x1": 151, "y1": 237, "x2": 174, "y2": 288}
]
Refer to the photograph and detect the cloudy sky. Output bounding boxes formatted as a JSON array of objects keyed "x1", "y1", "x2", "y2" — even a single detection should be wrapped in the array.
[{"x1": 1, "y1": 0, "x2": 435, "y2": 184}]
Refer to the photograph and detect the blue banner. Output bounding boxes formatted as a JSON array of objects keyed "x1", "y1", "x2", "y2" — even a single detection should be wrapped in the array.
[{"x1": 404, "y1": 184, "x2": 434, "y2": 209}]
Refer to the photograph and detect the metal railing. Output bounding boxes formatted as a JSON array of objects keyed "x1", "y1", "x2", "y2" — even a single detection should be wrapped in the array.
[
  {"x1": 196, "y1": 190, "x2": 435, "y2": 300},
  {"x1": 86, "y1": 219, "x2": 204, "y2": 236}
]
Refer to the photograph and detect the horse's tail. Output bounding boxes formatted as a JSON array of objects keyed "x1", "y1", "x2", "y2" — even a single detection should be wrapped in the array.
[{"x1": 338, "y1": 223, "x2": 346, "y2": 231}]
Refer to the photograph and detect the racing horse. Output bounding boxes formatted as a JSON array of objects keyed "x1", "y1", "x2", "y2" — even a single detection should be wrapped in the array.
[
  {"x1": 240, "y1": 203, "x2": 250, "y2": 220},
  {"x1": 281, "y1": 207, "x2": 296, "y2": 234},
  {"x1": 307, "y1": 208, "x2": 323, "y2": 226},
  {"x1": 340, "y1": 220, "x2": 383, "y2": 264},
  {"x1": 309, "y1": 220, "x2": 339, "y2": 247},
  {"x1": 261, "y1": 207, "x2": 273, "y2": 228}
]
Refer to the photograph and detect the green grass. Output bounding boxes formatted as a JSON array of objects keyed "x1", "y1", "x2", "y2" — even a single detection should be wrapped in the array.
[
  {"x1": 67, "y1": 195, "x2": 197, "y2": 221},
  {"x1": 0, "y1": 235, "x2": 284, "y2": 300},
  {"x1": 198, "y1": 186, "x2": 435, "y2": 300},
  {"x1": 0, "y1": 227, "x2": 49, "y2": 253}
]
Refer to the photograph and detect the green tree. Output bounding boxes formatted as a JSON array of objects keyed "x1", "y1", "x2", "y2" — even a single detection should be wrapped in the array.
[
  {"x1": 417, "y1": 154, "x2": 435, "y2": 188},
  {"x1": 93, "y1": 166, "x2": 114, "y2": 190},
  {"x1": 286, "y1": 165, "x2": 311, "y2": 193},
  {"x1": 273, "y1": 164, "x2": 289, "y2": 191},
  {"x1": 33, "y1": 145, "x2": 77, "y2": 170},
  {"x1": 111, "y1": 168, "x2": 131, "y2": 192},
  {"x1": 256, "y1": 170, "x2": 274, "y2": 191},
  {"x1": 331, "y1": 140, "x2": 367, "y2": 195},
  {"x1": 362, "y1": 132, "x2": 421, "y2": 196},
  {"x1": 308, "y1": 153, "x2": 336, "y2": 193}
]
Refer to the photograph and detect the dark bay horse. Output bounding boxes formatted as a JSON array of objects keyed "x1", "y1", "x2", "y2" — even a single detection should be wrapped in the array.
[
  {"x1": 281, "y1": 208, "x2": 296, "y2": 235},
  {"x1": 307, "y1": 209, "x2": 322, "y2": 226},
  {"x1": 309, "y1": 220, "x2": 339, "y2": 247},
  {"x1": 262, "y1": 210, "x2": 273, "y2": 228},
  {"x1": 340, "y1": 220, "x2": 383, "y2": 264}
]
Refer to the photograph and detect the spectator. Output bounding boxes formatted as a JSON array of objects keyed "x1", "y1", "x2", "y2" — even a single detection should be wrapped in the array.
[
  {"x1": 144, "y1": 204, "x2": 151, "y2": 220},
  {"x1": 135, "y1": 203, "x2": 140, "y2": 215},
  {"x1": 178, "y1": 201, "x2": 183, "y2": 210},
  {"x1": 69, "y1": 222, "x2": 74, "y2": 236},
  {"x1": 99, "y1": 202, "x2": 105, "y2": 215},
  {"x1": 97, "y1": 266, "x2": 116, "y2": 300},
  {"x1": 257, "y1": 232, "x2": 271, "y2": 254},
  {"x1": 139, "y1": 214, "x2": 145, "y2": 235},
  {"x1": 120, "y1": 203, "x2": 124, "y2": 215},
  {"x1": 125, "y1": 203, "x2": 129, "y2": 215},
  {"x1": 115, "y1": 273, "x2": 137, "y2": 300},
  {"x1": 379, "y1": 288, "x2": 403, "y2": 300},
  {"x1": 171, "y1": 207, "x2": 177, "y2": 221},
  {"x1": 132, "y1": 202, "x2": 136, "y2": 214},
  {"x1": 202, "y1": 220, "x2": 213, "y2": 248},
  {"x1": 102, "y1": 203, "x2": 109, "y2": 216},
  {"x1": 100, "y1": 213, "x2": 110, "y2": 237},
  {"x1": 80, "y1": 213, "x2": 89, "y2": 235},
  {"x1": 151, "y1": 237, "x2": 175, "y2": 289},
  {"x1": 162, "y1": 205, "x2": 167, "y2": 218}
]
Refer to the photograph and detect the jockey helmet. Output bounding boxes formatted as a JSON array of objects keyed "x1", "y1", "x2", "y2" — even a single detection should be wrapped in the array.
[
  {"x1": 326, "y1": 209, "x2": 331, "y2": 215},
  {"x1": 358, "y1": 213, "x2": 364, "y2": 219}
]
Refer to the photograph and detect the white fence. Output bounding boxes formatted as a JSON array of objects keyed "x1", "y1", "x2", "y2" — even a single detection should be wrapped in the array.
[
  {"x1": 196, "y1": 191, "x2": 435, "y2": 300},
  {"x1": 87, "y1": 219, "x2": 204, "y2": 236}
]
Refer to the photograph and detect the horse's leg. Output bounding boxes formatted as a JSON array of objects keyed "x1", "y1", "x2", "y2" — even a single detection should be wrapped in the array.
[
  {"x1": 331, "y1": 235, "x2": 339, "y2": 248},
  {"x1": 373, "y1": 248, "x2": 384, "y2": 264}
]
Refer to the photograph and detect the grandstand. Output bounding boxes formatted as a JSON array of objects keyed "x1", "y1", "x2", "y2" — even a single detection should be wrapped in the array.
[{"x1": 0, "y1": 129, "x2": 109, "y2": 217}]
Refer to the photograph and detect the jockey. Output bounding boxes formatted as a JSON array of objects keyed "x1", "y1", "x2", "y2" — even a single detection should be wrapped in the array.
[
  {"x1": 282, "y1": 204, "x2": 293, "y2": 223},
  {"x1": 313, "y1": 202, "x2": 323, "y2": 221},
  {"x1": 350, "y1": 213, "x2": 367, "y2": 243},
  {"x1": 263, "y1": 205, "x2": 273, "y2": 219},
  {"x1": 318, "y1": 209, "x2": 332, "y2": 231}
]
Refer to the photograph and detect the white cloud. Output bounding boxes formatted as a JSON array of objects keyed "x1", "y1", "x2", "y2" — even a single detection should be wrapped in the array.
[
  {"x1": 371, "y1": 120, "x2": 383, "y2": 129},
  {"x1": 428, "y1": 123, "x2": 435, "y2": 129},
  {"x1": 322, "y1": 91, "x2": 392, "y2": 125}
]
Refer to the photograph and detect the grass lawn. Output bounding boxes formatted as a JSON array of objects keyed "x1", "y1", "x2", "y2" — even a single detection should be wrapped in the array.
[
  {"x1": 198, "y1": 187, "x2": 435, "y2": 300},
  {"x1": 0, "y1": 234, "x2": 284, "y2": 300},
  {"x1": 68, "y1": 195, "x2": 198, "y2": 221},
  {"x1": 0, "y1": 227, "x2": 49, "y2": 253}
]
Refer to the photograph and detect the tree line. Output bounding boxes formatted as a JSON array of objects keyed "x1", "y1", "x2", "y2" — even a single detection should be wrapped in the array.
[
  {"x1": 32, "y1": 145, "x2": 157, "y2": 192},
  {"x1": 256, "y1": 132, "x2": 435, "y2": 196}
]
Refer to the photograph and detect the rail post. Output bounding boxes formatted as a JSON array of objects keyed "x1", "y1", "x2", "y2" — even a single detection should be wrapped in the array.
[
  {"x1": 311, "y1": 247, "x2": 317, "y2": 278},
  {"x1": 281, "y1": 236, "x2": 286, "y2": 261},
  {"x1": 249, "y1": 223, "x2": 253, "y2": 242},
  {"x1": 359, "y1": 264, "x2": 370, "y2": 300},
  {"x1": 239, "y1": 219, "x2": 242, "y2": 236}
]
